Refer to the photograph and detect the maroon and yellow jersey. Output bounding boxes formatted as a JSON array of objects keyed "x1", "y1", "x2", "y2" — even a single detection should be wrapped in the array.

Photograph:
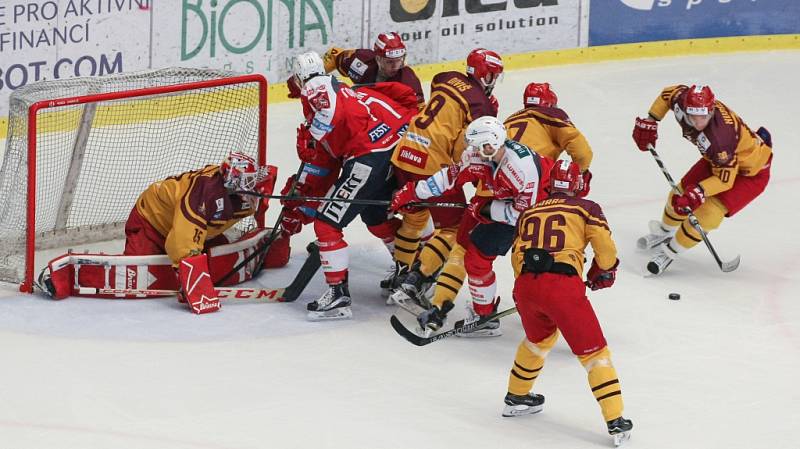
[
  {"x1": 392, "y1": 71, "x2": 496, "y2": 176},
  {"x1": 511, "y1": 193, "x2": 616, "y2": 278},
  {"x1": 323, "y1": 47, "x2": 425, "y2": 109},
  {"x1": 504, "y1": 106, "x2": 593, "y2": 172},
  {"x1": 648, "y1": 85, "x2": 772, "y2": 196},
  {"x1": 134, "y1": 165, "x2": 255, "y2": 265}
]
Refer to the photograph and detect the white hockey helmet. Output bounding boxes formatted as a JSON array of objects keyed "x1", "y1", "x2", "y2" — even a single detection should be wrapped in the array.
[
  {"x1": 292, "y1": 51, "x2": 326, "y2": 86},
  {"x1": 465, "y1": 116, "x2": 507, "y2": 159}
]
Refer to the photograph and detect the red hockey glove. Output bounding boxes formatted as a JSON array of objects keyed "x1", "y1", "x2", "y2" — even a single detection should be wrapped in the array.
[
  {"x1": 279, "y1": 175, "x2": 309, "y2": 209},
  {"x1": 632, "y1": 117, "x2": 658, "y2": 151},
  {"x1": 178, "y1": 253, "x2": 221, "y2": 314},
  {"x1": 586, "y1": 258, "x2": 618, "y2": 291},
  {"x1": 296, "y1": 125, "x2": 317, "y2": 162},
  {"x1": 455, "y1": 163, "x2": 494, "y2": 188},
  {"x1": 390, "y1": 182, "x2": 422, "y2": 213},
  {"x1": 287, "y1": 76, "x2": 302, "y2": 99},
  {"x1": 280, "y1": 207, "x2": 306, "y2": 236},
  {"x1": 577, "y1": 169, "x2": 592, "y2": 198},
  {"x1": 671, "y1": 184, "x2": 705, "y2": 214},
  {"x1": 468, "y1": 196, "x2": 493, "y2": 224}
]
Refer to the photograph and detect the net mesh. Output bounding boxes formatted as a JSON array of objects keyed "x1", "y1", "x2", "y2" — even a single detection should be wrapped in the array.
[{"x1": 0, "y1": 68, "x2": 265, "y2": 285}]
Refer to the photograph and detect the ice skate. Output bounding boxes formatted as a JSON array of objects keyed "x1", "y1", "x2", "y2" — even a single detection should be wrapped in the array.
[
  {"x1": 456, "y1": 304, "x2": 502, "y2": 338},
  {"x1": 382, "y1": 262, "x2": 410, "y2": 303},
  {"x1": 501, "y1": 392, "x2": 545, "y2": 417},
  {"x1": 637, "y1": 220, "x2": 673, "y2": 250},
  {"x1": 607, "y1": 416, "x2": 633, "y2": 446},
  {"x1": 388, "y1": 266, "x2": 434, "y2": 309},
  {"x1": 307, "y1": 282, "x2": 352, "y2": 321},
  {"x1": 646, "y1": 241, "x2": 678, "y2": 275},
  {"x1": 416, "y1": 301, "x2": 454, "y2": 333}
]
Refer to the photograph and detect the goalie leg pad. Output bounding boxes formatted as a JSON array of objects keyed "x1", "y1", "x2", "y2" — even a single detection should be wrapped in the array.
[{"x1": 179, "y1": 253, "x2": 220, "y2": 314}]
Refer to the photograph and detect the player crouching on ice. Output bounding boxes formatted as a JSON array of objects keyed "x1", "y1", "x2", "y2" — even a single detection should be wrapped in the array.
[
  {"x1": 39, "y1": 152, "x2": 287, "y2": 314},
  {"x1": 633, "y1": 84, "x2": 772, "y2": 274}
]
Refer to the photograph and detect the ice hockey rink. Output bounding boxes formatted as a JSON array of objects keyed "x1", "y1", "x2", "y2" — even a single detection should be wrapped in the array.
[{"x1": 1, "y1": 50, "x2": 798, "y2": 449}]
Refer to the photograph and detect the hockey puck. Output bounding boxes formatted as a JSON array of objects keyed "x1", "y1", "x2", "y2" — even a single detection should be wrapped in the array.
[{"x1": 668, "y1": 293, "x2": 681, "y2": 300}]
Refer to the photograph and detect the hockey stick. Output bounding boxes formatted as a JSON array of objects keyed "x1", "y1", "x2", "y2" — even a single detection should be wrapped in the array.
[
  {"x1": 217, "y1": 163, "x2": 307, "y2": 286},
  {"x1": 76, "y1": 243, "x2": 320, "y2": 302},
  {"x1": 236, "y1": 191, "x2": 466, "y2": 209},
  {"x1": 646, "y1": 144, "x2": 740, "y2": 272},
  {"x1": 389, "y1": 307, "x2": 518, "y2": 346}
]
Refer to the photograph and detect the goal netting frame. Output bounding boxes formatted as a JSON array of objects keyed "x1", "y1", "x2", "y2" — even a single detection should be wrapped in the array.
[{"x1": 0, "y1": 68, "x2": 268, "y2": 293}]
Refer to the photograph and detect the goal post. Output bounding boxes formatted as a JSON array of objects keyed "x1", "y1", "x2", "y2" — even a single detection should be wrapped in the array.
[{"x1": 0, "y1": 68, "x2": 268, "y2": 293}]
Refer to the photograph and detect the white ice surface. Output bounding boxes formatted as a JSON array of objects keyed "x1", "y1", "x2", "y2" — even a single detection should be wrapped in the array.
[{"x1": 1, "y1": 51, "x2": 799, "y2": 449}]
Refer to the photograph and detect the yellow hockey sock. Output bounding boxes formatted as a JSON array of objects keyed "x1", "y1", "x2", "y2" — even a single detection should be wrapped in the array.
[
  {"x1": 394, "y1": 209, "x2": 431, "y2": 267},
  {"x1": 579, "y1": 347, "x2": 624, "y2": 422},
  {"x1": 431, "y1": 244, "x2": 466, "y2": 308},
  {"x1": 418, "y1": 228, "x2": 456, "y2": 276},
  {"x1": 507, "y1": 332, "x2": 558, "y2": 396}
]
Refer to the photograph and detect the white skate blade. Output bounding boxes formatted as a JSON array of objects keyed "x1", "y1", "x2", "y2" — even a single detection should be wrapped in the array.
[
  {"x1": 391, "y1": 294, "x2": 427, "y2": 316},
  {"x1": 307, "y1": 307, "x2": 353, "y2": 321},
  {"x1": 501, "y1": 403, "x2": 543, "y2": 417},
  {"x1": 455, "y1": 327, "x2": 503, "y2": 338},
  {"x1": 612, "y1": 431, "x2": 631, "y2": 447}
]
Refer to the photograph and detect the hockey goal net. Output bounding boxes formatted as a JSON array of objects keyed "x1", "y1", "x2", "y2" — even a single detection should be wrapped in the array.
[{"x1": 0, "y1": 68, "x2": 267, "y2": 292}]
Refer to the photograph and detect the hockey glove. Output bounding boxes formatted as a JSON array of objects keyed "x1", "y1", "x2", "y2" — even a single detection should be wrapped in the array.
[
  {"x1": 585, "y1": 258, "x2": 618, "y2": 291},
  {"x1": 296, "y1": 125, "x2": 317, "y2": 162},
  {"x1": 671, "y1": 184, "x2": 705, "y2": 214},
  {"x1": 468, "y1": 196, "x2": 494, "y2": 224},
  {"x1": 178, "y1": 253, "x2": 221, "y2": 314},
  {"x1": 577, "y1": 169, "x2": 592, "y2": 198},
  {"x1": 390, "y1": 182, "x2": 422, "y2": 213},
  {"x1": 489, "y1": 95, "x2": 499, "y2": 116},
  {"x1": 279, "y1": 175, "x2": 310, "y2": 209},
  {"x1": 632, "y1": 117, "x2": 658, "y2": 151},
  {"x1": 287, "y1": 76, "x2": 302, "y2": 99},
  {"x1": 280, "y1": 207, "x2": 306, "y2": 236}
]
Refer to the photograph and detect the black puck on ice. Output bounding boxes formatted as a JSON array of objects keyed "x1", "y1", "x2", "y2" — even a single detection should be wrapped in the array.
[{"x1": 668, "y1": 293, "x2": 681, "y2": 300}]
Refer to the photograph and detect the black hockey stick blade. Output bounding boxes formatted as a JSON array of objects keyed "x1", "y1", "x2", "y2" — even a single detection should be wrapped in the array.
[
  {"x1": 390, "y1": 307, "x2": 518, "y2": 346},
  {"x1": 279, "y1": 242, "x2": 321, "y2": 302}
]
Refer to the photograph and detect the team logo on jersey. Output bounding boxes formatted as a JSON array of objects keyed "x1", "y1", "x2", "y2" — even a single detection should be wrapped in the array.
[
  {"x1": 397, "y1": 146, "x2": 428, "y2": 169},
  {"x1": 215, "y1": 198, "x2": 224, "y2": 212},
  {"x1": 715, "y1": 151, "x2": 732, "y2": 165},
  {"x1": 348, "y1": 58, "x2": 368, "y2": 79},
  {"x1": 368, "y1": 123, "x2": 392, "y2": 142},
  {"x1": 307, "y1": 85, "x2": 331, "y2": 111},
  {"x1": 695, "y1": 132, "x2": 711, "y2": 154}
]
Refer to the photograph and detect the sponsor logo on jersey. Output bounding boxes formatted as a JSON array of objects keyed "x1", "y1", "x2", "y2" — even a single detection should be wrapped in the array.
[
  {"x1": 321, "y1": 162, "x2": 372, "y2": 223},
  {"x1": 312, "y1": 117, "x2": 334, "y2": 133},
  {"x1": 348, "y1": 58, "x2": 368, "y2": 79},
  {"x1": 405, "y1": 131, "x2": 431, "y2": 147},
  {"x1": 215, "y1": 198, "x2": 224, "y2": 212},
  {"x1": 695, "y1": 132, "x2": 711, "y2": 154},
  {"x1": 397, "y1": 146, "x2": 428, "y2": 169},
  {"x1": 368, "y1": 122, "x2": 392, "y2": 143},
  {"x1": 503, "y1": 161, "x2": 524, "y2": 187},
  {"x1": 302, "y1": 163, "x2": 330, "y2": 177}
]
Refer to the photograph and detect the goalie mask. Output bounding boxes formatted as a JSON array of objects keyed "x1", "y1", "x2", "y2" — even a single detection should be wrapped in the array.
[
  {"x1": 220, "y1": 152, "x2": 261, "y2": 192},
  {"x1": 465, "y1": 116, "x2": 507, "y2": 160}
]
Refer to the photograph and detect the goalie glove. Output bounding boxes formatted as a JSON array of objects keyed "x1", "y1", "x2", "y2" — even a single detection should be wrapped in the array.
[{"x1": 178, "y1": 253, "x2": 221, "y2": 314}]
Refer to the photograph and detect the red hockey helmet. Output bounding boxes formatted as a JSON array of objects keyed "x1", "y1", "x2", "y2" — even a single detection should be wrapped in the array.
[
  {"x1": 549, "y1": 159, "x2": 582, "y2": 194},
  {"x1": 374, "y1": 32, "x2": 406, "y2": 59},
  {"x1": 683, "y1": 85, "x2": 715, "y2": 115},
  {"x1": 466, "y1": 48, "x2": 504, "y2": 93},
  {"x1": 220, "y1": 152, "x2": 260, "y2": 191},
  {"x1": 523, "y1": 82, "x2": 558, "y2": 108}
]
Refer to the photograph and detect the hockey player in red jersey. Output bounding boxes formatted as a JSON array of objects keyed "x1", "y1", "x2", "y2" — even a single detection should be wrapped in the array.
[
  {"x1": 633, "y1": 84, "x2": 772, "y2": 274},
  {"x1": 292, "y1": 52, "x2": 418, "y2": 321},
  {"x1": 287, "y1": 32, "x2": 425, "y2": 110},
  {"x1": 506, "y1": 160, "x2": 633, "y2": 446},
  {"x1": 390, "y1": 116, "x2": 553, "y2": 335}
]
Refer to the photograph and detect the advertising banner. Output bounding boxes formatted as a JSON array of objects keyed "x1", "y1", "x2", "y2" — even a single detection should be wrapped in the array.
[
  {"x1": 152, "y1": 0, "x2": 363, "y2": 83},
  {"x1": 589, "y1": 0, "x2": 800, "y2": 46},
  {"x1": 370, "y1": 0, "x2": 582, "y2": 67},
  {"x1": 0, "y1": 0, "x2": 152, "y2": 116}
]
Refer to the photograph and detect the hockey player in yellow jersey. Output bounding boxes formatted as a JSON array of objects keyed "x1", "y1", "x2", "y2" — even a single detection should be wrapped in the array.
[
  {"x1": 505, "y1": 159, "x2": 633, "y2": 446},
  {"x1": 386, "y1": 48, "x2": 502, "y2": 303},
  {"x1": 632, "y1": 84, "x2": 773, "y2": 274}
]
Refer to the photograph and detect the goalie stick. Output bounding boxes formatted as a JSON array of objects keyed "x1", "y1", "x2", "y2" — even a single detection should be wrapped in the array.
[
  {"x1": 646, "y1": 144, "x2": 740, "y2": 272},
  {"x1": 390, "y1": 307, "x2": 518, "y2": 346},
  {"x1": 236, "y1": 191, "x2": 466, "y2": 209},
  {"x1": 73, "y1": 243, "x2": 321, "y2": 302}
]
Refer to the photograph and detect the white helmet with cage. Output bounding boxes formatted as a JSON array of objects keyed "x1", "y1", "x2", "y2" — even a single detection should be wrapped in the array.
[
  {"x1": 292, "y1": 51, "x2": 326, "y2": 86},
  {"x1": 465, "y1": 116, "x2": 507, "y2": 159}
]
